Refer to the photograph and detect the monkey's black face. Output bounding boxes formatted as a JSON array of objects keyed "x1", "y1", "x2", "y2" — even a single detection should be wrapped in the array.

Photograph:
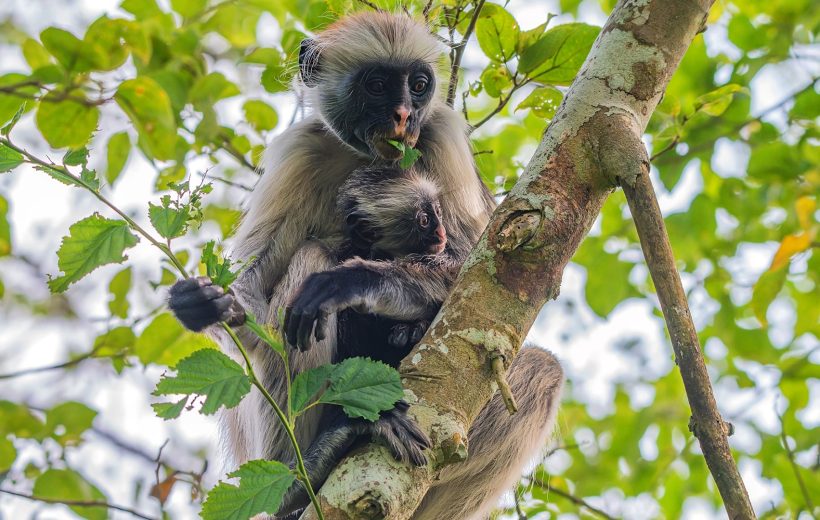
[
  {"x1": 410, "y1": 200, "x2": 447, "y2": 256},
  {"x1": 323, "y1": 61, "x2": 436, "y2": 160}
]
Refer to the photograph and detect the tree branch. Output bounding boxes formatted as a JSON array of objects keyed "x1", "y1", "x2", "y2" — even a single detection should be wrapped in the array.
[
  {"x1": 0, "y1": 488, "x2": 156, "y2": 520},
  {"x1": 446, "y1": 0, "x2": 486, "y2": 107},
  {"x1": 530, "y1": 478, "x2": 617, "y2": 520}
]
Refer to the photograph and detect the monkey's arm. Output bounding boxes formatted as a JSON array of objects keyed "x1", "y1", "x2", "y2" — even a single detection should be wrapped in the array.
[{"x1": 283, "y1": 256, "x2": 459, "y2": 351}]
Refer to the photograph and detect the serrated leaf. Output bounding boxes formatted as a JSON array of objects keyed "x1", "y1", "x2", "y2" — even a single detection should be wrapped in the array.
[
  {"x1": 319, "y1": 357, "x2": 403, "y2": 421},
  {"x1": 516, "y1": 86, "x2": 563, "y2": 119},
  {"x1": 149, "y1": 202, "x2": 189, "y2": 239},
  {"x1": 152, "y1": 397, "x2": 188, "y2": 419},
  {"x1": 475, "y1": 7, "x2": 520, "y2": 62},
  {"x1": 63, "y1": 147, "x2": 89, "y2": 167},
  {"x1": 154, "y1": 349, "x2": 251, "y2": 415},
  {"x1": 48, "y1": 214, "x2": 139, "y2": 293},
  {"x1": 201, "y1": 460, "x2": 295, "y2": 520},
  {"x1": 115, "y1": 77, "x2": 177, "y2": 160},
  {"x1": 136, "y1": 313, "x2": 217, "y2": 366},
  {"x1": 202, "y1": 240, "x2": 240, "y2": 288},
  {"x1": 386, "y1": 139, "x2": 422, "y2": 169},
  {"x1": 33, "y1": 469, "x2": 107, "y2": 520},
  {"x1": 105, "y1": 131, "x2": 130, "y2": 185},
  {"x1": 518, "y1": 23, "x2": 599, "y2": 85},
  {"x1": 36, "y1": 92, "x2": 100, "y2": 149},
  {"x1": 108, "y1": 266, "x2": 132, "y2": 318},
  {"x1": 0, "y1": 142, "x2": 24, "y2": 173},
  {"x1": 291, "y1": 364, "x2": 334, "y2": 414}
]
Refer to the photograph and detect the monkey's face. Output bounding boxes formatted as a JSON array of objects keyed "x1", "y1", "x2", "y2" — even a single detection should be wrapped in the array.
[
  {"x1": 322, "y1": 61, "x2": 436, "y2": 160},
  {"x1": 376, "y1": 199, "x2": 447, "y2": 258}
]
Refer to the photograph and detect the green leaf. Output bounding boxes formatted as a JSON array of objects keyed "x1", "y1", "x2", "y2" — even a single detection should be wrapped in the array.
[
  {"x1": 475, "y1": 6, "x2": 520, "y2": 62},
  {"x1": 0, "y1": 401, "x2": 45, "y2": 438},
  {"x1": 201, "y1": 460, "x2": 296, "y2": 520},
  {"x1": 22, "y1": 38, "x2": 52, "y2": 69},
  {"x1": 189, "y1": 72, "x2": 241, "y2": 111},
  {"x1": 480, "y1": 64, "x2": 513, "y2": 98},
  {"x1": 121, "y1": 0, "x2": 163, "y2": 19},
  {"x1": 202, "y1": 241, "x2": 240, "y2": 289},
  {"x1": 751, "y1": 266, "x2": 788, "y2": 327},
  {"x1": 747, "y1": 142, "x2": 802, "y2": 181},
  {"x1": 0, "y1": 142, "x2": 24, "y2": 173},
  {"x1": 261, "y1": 65, "x2": 292, "y2": 93},
  {"x1": 245, "y1": 315, "x2": 285, "y2": 357},
  {"x1": 149, "y1": 202, "x2": 189, "y2": 239},
  {"x1": 108, "y1": 266, "x2": 132, "y2": 319},
  {"x1": 135, "y1": 313, "x2": 217, "y2": 366},
  {"x1": 40, "y1": 27, "x2": 104, "y2": 73},
  {"x1": 0, "y1": 195, "x2": 10, "y2": 257},
  {"x1": 93, "y1": 327, "x2": 136, "y2": 372},
  {"x1": 152, "y1": 397, "x2": 188, "y2": 419},
  {"x1": 44, "y1": 402, "x2": 97, "y2": 446},
  {"x1": 694, "y1": 84, "x2": 745, "y2": 117},
  {"x1": 115, "y1": 77, "x2": 177, "y2": 160},
  {"x1": 0, "y1": 74, "x2": 36, "y2": 128},
  {"x1": 0, "y1": 437, "x2": 15, "y2": 473},
  {"x1": 83, "y1": 16, "x2": 130, "y2": 71},
  {"x1": 33, "y1": 469, "x2": 107, "y2": 520},
  {"x1": 36, "y1": 93, "x2": 100, "y2": 149},
  {"x1": 319, "y1": 357, "x2": 403, "y2": 421},
  {"x1": 171, "y1": 0, "x2": 207, "y2": 17},
  {"x1": 386, "y1": 139, "x2": 422, "y2": 170},
  {"x1": 516, "y1": 86, "x2": 563, "y2": 119},
  {"x1": 789, "y1": 88, "x2": 820, "y2": 120},
  {"x1": 153, "y1": 349, "x2": 251, "y2": 416},
  {"x1": 243, "y1": 100, "x2": 279, "y2": 132},
  {"x1": 48, "y1": 214, "x2": 139, "y2": 293},
  {"x1": 290, "y1": 364, "x2": 334, "y2": 414},
  {"x1": 105, "y1": 131, "x2": 130, "y2": 185},
  {"x1": 518, "y1": 23, "x2": 599, "y2": 85}
]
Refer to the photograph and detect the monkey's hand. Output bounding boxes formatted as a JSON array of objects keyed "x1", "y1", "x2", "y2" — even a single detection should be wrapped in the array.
[
  {"x1": 284, "y1": 270, "x2": 372, "y2": 351},
  {"x1": 367, "y1": 400, "x2": 432, "y2": 466},
  {"x1": 168, "y1": 277, "x2": 246, "y2": 332},
  {"x1": 388, "y1": 320, "x2": 430, "y2": 350}
]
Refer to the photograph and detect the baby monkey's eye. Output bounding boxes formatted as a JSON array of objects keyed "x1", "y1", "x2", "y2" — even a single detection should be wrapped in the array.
[
  {"x1": 417, "y1": 211, "x2": 430, "y2": 228},
  {"x1": 366, "y1": 79, "x2": 386, "y2": 94}
]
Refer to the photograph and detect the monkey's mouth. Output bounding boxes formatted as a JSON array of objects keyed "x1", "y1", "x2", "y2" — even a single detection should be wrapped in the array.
[
  {"x1": 372, "y1": 139, "x2": 405, "y2": 160},
  {"x1": 426, "y1": 242, "x2": 446, "y2": 255}
]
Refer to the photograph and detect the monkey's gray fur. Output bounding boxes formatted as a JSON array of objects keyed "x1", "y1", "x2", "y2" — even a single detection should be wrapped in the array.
[{"x1": 170, "y1": 12, "x2": 564, "y2": 519}]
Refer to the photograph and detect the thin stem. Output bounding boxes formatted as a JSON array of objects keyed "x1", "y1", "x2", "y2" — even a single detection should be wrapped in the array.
[
  {"x1": 779, "y1": 415, "x2": 816, "y2": 515},
  {"x1": 446, "y1": 0, "x2": 486, "y2": 107},
  {"x1": 0, "y1": 347, "x2": 122, "y2": 380},
  {"x1": 0, "y1": 488, "x2": 156, "y2": 520},
  {"x1": 530, "y1": 478, "x2": 616, "y2": 520}
]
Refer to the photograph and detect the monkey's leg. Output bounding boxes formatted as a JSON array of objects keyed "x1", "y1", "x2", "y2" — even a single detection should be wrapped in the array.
[
  {"x1": 412, "y1": 347, "x2": 564, "y2": 520},
  {"x1": 276, "y1": 402, "x2": 431, "y2": 517}
]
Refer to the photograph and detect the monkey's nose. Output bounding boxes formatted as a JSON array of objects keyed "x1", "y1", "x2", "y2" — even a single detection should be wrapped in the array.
[{"x1": 393, "y1": 106, "x2": 411, "y2": 133}]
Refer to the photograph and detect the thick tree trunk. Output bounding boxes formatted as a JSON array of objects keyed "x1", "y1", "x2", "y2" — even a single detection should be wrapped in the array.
[{"x1": 301, "y1": 0, "x2": 755, "y2": 518}]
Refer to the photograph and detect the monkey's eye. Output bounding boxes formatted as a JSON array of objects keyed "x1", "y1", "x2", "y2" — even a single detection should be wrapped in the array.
[
  {"x1": 417, "y1": 212, "x2": 430, "y2": 229},
  {"x1": 411, "y1": 77, "x2": 429, "y2": 94},
  {"x1": 366, "y1": 79, "x2": 386, "y2": 95}
]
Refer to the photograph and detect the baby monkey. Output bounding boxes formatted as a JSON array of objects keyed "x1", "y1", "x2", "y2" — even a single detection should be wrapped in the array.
[{"x1": 277, "y1": 166, "x2": 453, "y2": 516}]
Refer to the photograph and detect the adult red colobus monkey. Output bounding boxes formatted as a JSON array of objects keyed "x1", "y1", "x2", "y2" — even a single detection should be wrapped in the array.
[{"x1": 168, "y1": 12, "x2": 564, "y2": 520}]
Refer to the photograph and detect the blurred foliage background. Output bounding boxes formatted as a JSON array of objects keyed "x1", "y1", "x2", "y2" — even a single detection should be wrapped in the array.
[{"x1": 0, "y1": 0, "x2": 817, "y2": 518}]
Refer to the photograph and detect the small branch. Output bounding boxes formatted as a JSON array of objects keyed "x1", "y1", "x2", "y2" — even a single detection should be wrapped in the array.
[
  {"x1": 355, "y1": 0, "x2": 382, "y2": 11},
  {"x1": 622, "y1": 162, "x2": 755, "y2": 519},
  {"x1": 468, "y1": 78, "x2": 528, "y2": 133},
  {"x1": 0, "y1": 348, "x2": 116, "y2": 380},
  {"x1": 530, "y1": 478, "x2": 616, "y2": 520},
  {"x1": 218, "y1": 134, "x2": 257, "y2": 172},
  {"x1": 779, "y1": 415, "x2": 815, "y2": 514},
  {"x1": 0, "y1": 488, "x2": 156, "y2": 520},
  {"x1": 490, "y1": 354, "x2": 518, "y2": 414},
  {"x1": 446, "y1": 0, "x2": 486, "y2": 107}
]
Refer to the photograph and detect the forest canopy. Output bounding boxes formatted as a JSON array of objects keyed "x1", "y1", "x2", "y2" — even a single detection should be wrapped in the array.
[{"x1": 0, "y1": 0, "x2": 817, "y2": 519}]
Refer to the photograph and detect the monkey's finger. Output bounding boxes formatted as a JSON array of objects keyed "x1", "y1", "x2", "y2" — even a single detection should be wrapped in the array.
[
  {"x1": 409, "y1": 323, "x2": 427, "y2": 345},
  {"x1": 390, "y1": 418, "x2": 429, "y2": 466},
  {"x1": 313, "y1": 311, "x2": 328, "y2": 342},
  {"x1": 388, "y1": 325, "x2": 409, "y2": 349},
  {"x1": 169, "y1": 276, "x2": 212, "y2": 295},
  {"x1": 296, "y1": 309, "x2": 318, "y2": 352},
  {"x1": 378, "y1": 427, "x2": 410, "y2": 464}
]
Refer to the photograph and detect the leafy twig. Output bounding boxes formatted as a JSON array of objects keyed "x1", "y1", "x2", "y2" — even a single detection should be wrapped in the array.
[{"x1": 0, "y1": 488, "x2": 156, "y2": 520}]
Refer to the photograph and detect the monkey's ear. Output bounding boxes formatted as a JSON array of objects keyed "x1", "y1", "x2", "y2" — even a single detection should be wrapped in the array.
[
  {"x1": 299, "y1": 38, "x2": 321, "y2": 87},
  {"x1": 346, "y1": 213, "x2": 380, "y2": 250}
]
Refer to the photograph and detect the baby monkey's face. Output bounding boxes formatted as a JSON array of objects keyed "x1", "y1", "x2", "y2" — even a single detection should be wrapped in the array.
[{"x1": 409, "y1": 198, "x2": 447, "y2": 256}]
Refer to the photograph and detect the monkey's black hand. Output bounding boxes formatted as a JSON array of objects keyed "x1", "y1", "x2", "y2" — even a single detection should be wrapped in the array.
[
  {"x1": 168, "y1": 277, "x2": 246, "y2": 332},
  {"x1": 284, "y1": 270, "x2": 372, "y2": 351},
  {"x1": 366, "y1": 400, "x2": 432, "y2": 466},
  {"x1": 388, "y1": 320, "x2": 430, "y2": 350}
]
